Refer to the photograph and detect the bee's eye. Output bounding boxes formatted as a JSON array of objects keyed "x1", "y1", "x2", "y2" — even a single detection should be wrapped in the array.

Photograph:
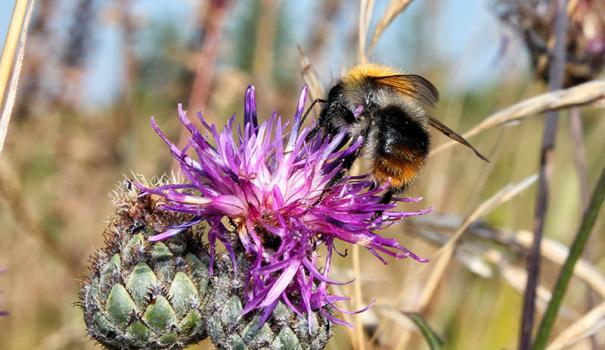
[{"x1": 327, "y1": 84, "x2": 343, "y2": 100}]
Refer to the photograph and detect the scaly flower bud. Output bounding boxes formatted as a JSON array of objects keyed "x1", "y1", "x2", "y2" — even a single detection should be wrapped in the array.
[{"x1": 80, "y1": 178, "x2": 211, "y2": 349}]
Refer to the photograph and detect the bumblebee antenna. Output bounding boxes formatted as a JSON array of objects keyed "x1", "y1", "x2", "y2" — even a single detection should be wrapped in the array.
[{"x1": 300, "y1": 98, "x2": 326, "y2": 128}]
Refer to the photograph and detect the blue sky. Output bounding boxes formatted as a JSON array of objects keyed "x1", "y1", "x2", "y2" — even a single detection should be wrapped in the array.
[
  {"x1": 0, "y1": 1, "x2": 526, "y2": 106},
  {"x1": 1, "y1": 2, "x2": 14, "y2": 48}
]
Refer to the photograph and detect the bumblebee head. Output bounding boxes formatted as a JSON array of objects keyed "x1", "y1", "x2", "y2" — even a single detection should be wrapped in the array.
[{"x1": 318, "y1": 83, "x2": 357, "y2": 135}]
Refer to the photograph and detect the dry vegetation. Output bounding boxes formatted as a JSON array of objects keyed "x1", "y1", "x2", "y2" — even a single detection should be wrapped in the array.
[{"x1": 1, "y1": 0, "x2": 605, "y2": 349}]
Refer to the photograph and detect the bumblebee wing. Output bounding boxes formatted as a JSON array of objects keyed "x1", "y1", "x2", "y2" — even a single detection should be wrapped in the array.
[
  {"x1": 372, "y1": 74, "x2": 439, "y2": 107},
  {"x1": 428, "y1": 116, "x2": 489, "y2": 162}
]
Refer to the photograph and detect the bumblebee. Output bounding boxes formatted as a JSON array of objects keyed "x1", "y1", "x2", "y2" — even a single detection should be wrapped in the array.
[{"x1": 316, "y1": 63, "x2": 488, "y2": 193}]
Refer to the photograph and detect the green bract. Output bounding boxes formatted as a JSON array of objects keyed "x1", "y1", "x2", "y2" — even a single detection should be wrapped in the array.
[
  {"x1": 205, "y1": 252, "x2": 333, "y2": 350},
  {"x1": 81, "y1": 179, "x2": 335, "y2": 349},
  {"x1": 80, "y1": 180, "x2": 211, "y2": 349}
]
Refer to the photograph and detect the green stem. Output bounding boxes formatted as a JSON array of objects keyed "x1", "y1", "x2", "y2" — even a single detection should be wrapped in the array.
[{"x1": 533, "y1": 163, "x2": 605, "y2": 350}]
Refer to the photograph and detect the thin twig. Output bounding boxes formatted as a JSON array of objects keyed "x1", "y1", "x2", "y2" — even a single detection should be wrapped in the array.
[
  {"x1": 430, "y1": 80, "x2": 605, "y2": 158},
  {"x1": 108, "y1": 0, "x2": 136, "y2": 164},
  {"x1": 0, "y1": 0, "x2": 35, "y2": 153},
  {"x1": 187, "y1": 1, "x2": 229, "y2": 112},
  {"x1": 520, "y1": 2, "x2": 568, "y2": 348}
]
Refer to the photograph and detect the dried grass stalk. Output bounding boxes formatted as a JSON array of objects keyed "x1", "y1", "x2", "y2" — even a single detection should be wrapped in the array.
[
  {"x1": 393, "y1": 175, "x2": 537, "y2": 349},
  {"x1": 0, "y1": 0, "x2": 35, "y2": 153},
  {"x1": 417, "y1": 174, "x2": 538, "y2": 309},
  {"x1": 431, "y1": 80, "x2": 605, "y2": 157},
  {"x1": 406, "y1": 217, "x2": 605, "y2": 299},
  {"x1": 358, "y1": 0, "x2": 374, "y2": 64},
  {"x1": 298, "y1": 46, "x2": 325, "y2": 102},
  {"x1": 547, "y1": 302, "x2": 605, "y2": 350}
]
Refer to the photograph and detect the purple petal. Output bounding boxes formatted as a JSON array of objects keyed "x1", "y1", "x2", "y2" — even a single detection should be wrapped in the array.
[{"x1": 257, "y1": 259, "x2": 301, "y2": 308}]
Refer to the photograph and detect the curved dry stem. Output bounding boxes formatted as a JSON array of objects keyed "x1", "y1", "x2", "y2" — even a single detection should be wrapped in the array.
[
  {"x1": 430, "y1": 80, "x2": 605, "y2": 158},
  {"x1": 392, "y1": 175, "x2": 538, "y2": 350},
  {"x1": 547, "y1": 301, "x2": 605, "y2": 350}
]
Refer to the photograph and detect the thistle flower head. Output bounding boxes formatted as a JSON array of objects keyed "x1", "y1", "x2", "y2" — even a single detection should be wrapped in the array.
[
  {"x1": 495, "y1": 0, "x2": 605, "y2": 86},
  {"x1": 140, "y1": 86, "x2": 429, "y2": 325}
]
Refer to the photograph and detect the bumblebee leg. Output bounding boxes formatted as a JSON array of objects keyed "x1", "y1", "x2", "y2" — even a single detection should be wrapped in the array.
[
  {"x1": 372, "y1": 190, "x2": 395, "y2": 219},
  {"x1": 380, "y1": 190, "x2": 394, "y2": 204}
]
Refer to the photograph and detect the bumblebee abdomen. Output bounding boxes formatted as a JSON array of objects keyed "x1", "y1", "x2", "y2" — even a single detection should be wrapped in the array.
[
  {"x1": 374, "y1": 154, "x2": 424, "y2": 191},
  {"x1": 372, "y1": 105, "x2": 430, "y2": 191}
]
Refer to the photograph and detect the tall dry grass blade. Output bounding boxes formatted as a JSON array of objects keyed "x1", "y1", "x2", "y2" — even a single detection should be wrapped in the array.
[
  {"x1": 0, "y1": 0, "x2": 34, "y2": 153},
  {"x1": 0, "y1": 0, "x2": 28, "y2": 106},
  {"x1": 547, "y1": 302, "x2": 605, "y2": 350},
  {"x1": 353, "y1": 2, "x2": 374, "y2": 345},
  {"x1": 358, "y1": 0, "x2": 374, "y2": 64},
  {"x1": 569, "y1": 108, "x2": 589, "y2": 210},
  {"x1": 368, "y1": 0, "x2": 413, "y2": 53},
  {"x1": 417, "y1": 174, "x2": 537, "y2": 309},
  {"x1": 406, "y1": 216, "x2": 605, "y2": 299},
  {"x1": 394, "y1": 175, "x2": 537, "y2": 350},
  {"x1": 520, "y1": 2, "x2": 568, "y2": 348},
  {"x1": 297, "y1": 46, "x2": 325, "y2": 102},
  {"x1": 430, "y1": 79, "x2": 605, "y2": 158},
  {"x1": 352, "y1": 244, "x2": 366, "y2": 350},
  {"x1": 512, "y1": 230, "x2": 605, "y2": 298}
]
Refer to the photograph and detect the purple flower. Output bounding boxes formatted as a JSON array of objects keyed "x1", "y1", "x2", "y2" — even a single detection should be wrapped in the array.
[{"x1": 140, "y1": 85, "x2": 429, "y2": 326}]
